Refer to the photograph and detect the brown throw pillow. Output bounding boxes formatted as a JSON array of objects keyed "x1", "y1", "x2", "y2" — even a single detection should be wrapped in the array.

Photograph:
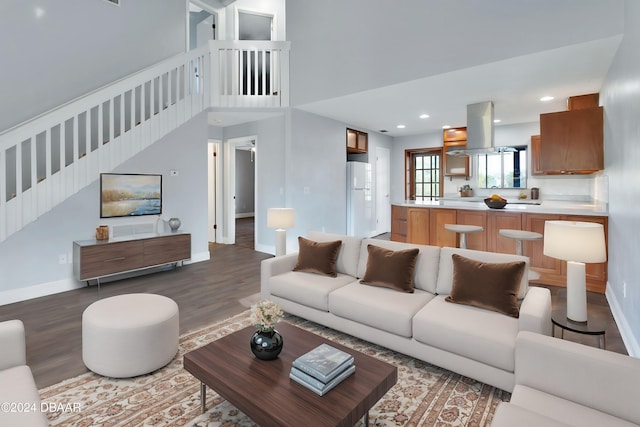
[
  {"x1": 293, "y1": 237, "x2": 342, "y2": 277},
  {"x1": 360, "y1": 244, "x2": 420, "y2": 293},
  {"x1": 445, "y1": 254, "x2": 525, "y2": 318}
]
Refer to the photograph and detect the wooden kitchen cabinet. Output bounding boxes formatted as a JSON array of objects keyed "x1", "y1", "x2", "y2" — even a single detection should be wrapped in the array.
[
  {"x1": 530, "y1": 135, "x2": 544, "y2": 176},
  {"x1": 395, "y1": 205, "x2": 609, "y2": 293},
  {"x1": 538, "y1": 106, "x2": 604, "y2": 174},
  {"x1": 430, "y1": 209, "x2": 457, "y2": 247},
  {"x1": 443, "y1": 127, "x2": 469, "y2": 178},
  {"x1": 563, "y1": 215, "x2": 608, "y2": 292},
  {"x1": 391, "y1": 205, "x2": 408, "y2": 242},
  {"x1": 524, "y1": 213, "x2": 608, "y2": 293},
  {"x1": 523, "y1": 213, "x2": 563, "y2": 279},
  {"x1": 456, "y1": 210, "x2": 487, "y2": 251},
  {"x1": 487, "y1": 211, "x2": 523, "y2": 254},
  {"x1": 407, "y1": 208, "x2": 430, "y2": 244},
  {"x1": 347, "y1": 128, "x2": 368, "y2": 154}
]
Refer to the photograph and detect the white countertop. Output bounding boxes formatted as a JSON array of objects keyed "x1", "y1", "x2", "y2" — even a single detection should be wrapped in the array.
[{"x1": 393, "y1": 199, "x2": 608, "y2": 216}]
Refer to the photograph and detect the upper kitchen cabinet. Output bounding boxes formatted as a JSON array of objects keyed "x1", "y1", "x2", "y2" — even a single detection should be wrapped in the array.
[
  {"x1": 346, "y1": 128, "x2": 368, "y2": 154},
  {"x1": 538, "y1": 93, "x2": 604, "y2": 175},
  {"x1": 443, "y1": 127, "x2": 469, "y2": 178}
]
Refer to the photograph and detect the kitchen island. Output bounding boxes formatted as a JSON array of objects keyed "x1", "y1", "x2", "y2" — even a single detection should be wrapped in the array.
[{"x1": 391, "y1": 199, "x2": 608, "y2": 293}]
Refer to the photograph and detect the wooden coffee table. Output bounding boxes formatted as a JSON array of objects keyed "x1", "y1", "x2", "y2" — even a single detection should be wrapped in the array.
[{"x1": 184, "y1": 321, "x2": 397, "y2": 426}]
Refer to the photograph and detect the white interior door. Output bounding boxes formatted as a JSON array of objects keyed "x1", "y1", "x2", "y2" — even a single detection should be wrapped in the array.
[{"x1": 375, "y1": 147, "x2": 391, "y2": 235}]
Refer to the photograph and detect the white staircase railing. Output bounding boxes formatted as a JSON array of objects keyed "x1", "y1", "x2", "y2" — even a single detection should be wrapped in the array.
[
  {"x1": 210, "y1": 40, "x2": 290, "y2": 108},
  {"x1": 0, "y1": 40, "x2": 290, "y2": 243}
]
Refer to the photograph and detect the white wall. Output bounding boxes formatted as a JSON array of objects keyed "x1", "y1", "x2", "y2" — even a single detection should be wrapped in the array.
[
  {"x1": 600, "y1": 0, "x2": 640, "y2": 356},
  {"x1": 235, "y1": 149, "x2": 256, "y2": 215},
  {"x1": 0, "y1": 113, "x2": 210, "y2": 305},
  {"x1": 219, "y1": 114, "x2": 287, "y2": 252},
  {"x1": 0, "y1": 0, "x2": 186, "y2": 131}
]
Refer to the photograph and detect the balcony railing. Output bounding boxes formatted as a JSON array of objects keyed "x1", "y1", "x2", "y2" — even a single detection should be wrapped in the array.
[{"x1": 0, "y1": 40, "x2": 290, "y2": 242}]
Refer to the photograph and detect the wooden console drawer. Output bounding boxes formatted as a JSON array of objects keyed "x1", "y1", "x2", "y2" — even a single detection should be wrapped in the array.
[
  {"x1": 78, "y1": 241, "x2": 144, "y2": 280},
  {"x1": 142, "y1": 234, "x2": 191, "y2": 267}
]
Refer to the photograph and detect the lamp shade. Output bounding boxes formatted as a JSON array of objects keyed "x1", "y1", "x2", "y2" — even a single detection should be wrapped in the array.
[
  {"x1": 267, "y1": 208, "x2": 295, "y2": 229},
  {"x1": 543, "y1": 221, "x2": 606, "y2": 263}
]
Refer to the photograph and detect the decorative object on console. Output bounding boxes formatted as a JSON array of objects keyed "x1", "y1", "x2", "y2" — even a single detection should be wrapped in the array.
[
  {"x1": 249, "y1": 300, "x2": 284, "y2": 360},
  {"x1": 543, "y1": 221, "x2": 606, "y2": 322},
  {"x1": 95, "y1": 225, "x2": 109, "y2": 240},
  {"x1": 168, "y1": 217, "x2": 181, "y2": 231},
  {"x1": 267, "y1": 208, "x2": 295, "y2": 256}
]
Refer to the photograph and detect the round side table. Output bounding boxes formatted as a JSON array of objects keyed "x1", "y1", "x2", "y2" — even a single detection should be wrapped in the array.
[{"x1": 551, "y1": 307, "x2": 606, "y2": 349}]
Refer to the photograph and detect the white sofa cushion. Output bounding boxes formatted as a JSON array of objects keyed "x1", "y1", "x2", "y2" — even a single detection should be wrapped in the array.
[
  {"x1": 0, "y1": 366, "x2": 49, "y2": 426},
  {"x1": 329, "y1": 282, "x2": 435, "y2": 337},
  {"x1": 356, "y1": 239, "x2": 440, "y2": 293},
  {"x1": 307, "y1": 231, "x2": 362, "y2": 278},
  {"x1": 509, "y1": 385, "x2": 638, "y2": 427},
  {"x1": 412, "y1": 295, "x2": 518, "y2": 371},
  {"x1": 493, "y1": 403, "x2": 573, "y2": 427},
  {"x1": 269, "y1": 271, "x2": 355, "y2": 311},
  {"x1": 435, "y1": 247, "x2": 529, "y2": 299}
]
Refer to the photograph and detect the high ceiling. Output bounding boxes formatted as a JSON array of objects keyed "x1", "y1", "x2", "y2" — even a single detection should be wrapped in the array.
[
  {"x1": 296, "y1": 36, "x2": 622, "y2": 137},
  {"x1": 208, "y1": 1, "x2": 624, "y2": 138}
]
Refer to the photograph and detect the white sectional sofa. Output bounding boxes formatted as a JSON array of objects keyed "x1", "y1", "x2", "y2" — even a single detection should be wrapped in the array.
[
  {"x1": 0, "y1": 320, "x2": 49, "y2": 426},
  {"x1": 261, "y1": 231, "x2": 552, "y2": 392},
  {"x1": 493, "y1": 331, "x2": 640, "y2": 427}
]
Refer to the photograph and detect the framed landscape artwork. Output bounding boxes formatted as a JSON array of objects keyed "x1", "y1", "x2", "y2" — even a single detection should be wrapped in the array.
[{"x1": 100, "y1": 173, "x2": 162, "y2": 218}]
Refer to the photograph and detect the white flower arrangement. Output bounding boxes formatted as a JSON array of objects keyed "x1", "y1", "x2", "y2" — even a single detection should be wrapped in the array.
[{"x1": 250, "y1": 300, "x2": 284, "y2": 332}]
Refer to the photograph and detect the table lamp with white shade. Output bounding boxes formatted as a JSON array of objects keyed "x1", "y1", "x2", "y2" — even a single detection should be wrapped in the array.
[
  {"x1": 543, "y1": 220, "x2": 606, "y2": 322},
  {"x1": 267, "y1": 208, "x2": 295, "y2": 256}
]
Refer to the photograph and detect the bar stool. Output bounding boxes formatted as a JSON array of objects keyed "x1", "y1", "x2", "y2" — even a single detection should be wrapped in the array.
[
  {"x1": 498, "y1": 229, "x2": 543, "y2": 280},
  {"x1": 444, "y1": 224, "x2": 484, "y2": 249}
]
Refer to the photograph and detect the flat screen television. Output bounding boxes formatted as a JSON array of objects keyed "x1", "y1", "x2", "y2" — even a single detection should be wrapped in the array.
[{"x1": 100, "y1": 173, "x2": 162, "y2": 218}]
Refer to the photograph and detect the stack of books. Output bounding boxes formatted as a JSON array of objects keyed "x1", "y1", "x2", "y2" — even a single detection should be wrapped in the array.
[{"x1": 289, "y1": 343, "x2": 355, "y2": 396}]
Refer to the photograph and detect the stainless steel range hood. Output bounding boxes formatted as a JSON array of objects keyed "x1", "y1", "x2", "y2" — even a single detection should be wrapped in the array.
[{"x1": 447, "y1": 101, "x2": 514, "y2": 156}]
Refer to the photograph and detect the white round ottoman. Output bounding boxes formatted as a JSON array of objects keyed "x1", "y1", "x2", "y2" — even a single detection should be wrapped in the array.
[{"x1": 82, "y1": 293, "x2": 179, "y2": 378}]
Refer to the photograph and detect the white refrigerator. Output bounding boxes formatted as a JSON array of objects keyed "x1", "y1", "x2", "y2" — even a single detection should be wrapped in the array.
[{"x1": 347, "y1": 161, "x2": 376, "y2": 237}]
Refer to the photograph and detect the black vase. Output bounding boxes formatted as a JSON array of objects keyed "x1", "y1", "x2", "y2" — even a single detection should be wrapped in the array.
[{"x1": 250, "y1": 329, "x2": 283, "y2": 360}]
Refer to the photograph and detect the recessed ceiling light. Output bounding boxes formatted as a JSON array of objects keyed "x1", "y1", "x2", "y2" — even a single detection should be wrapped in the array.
[
  {"x1": 379, "y1": 129, "x2": 388, "y2": 133},
  {"x1": 419, "y1": 114, "x2": 430, "y2": 119},
  {"x1": 540, "y1": 96, "x2": 554, "y2": 102},
  {"x1": 397, "y1": 124, "x2": 406, "y2": 129},
  {"x1": 494, "y1": 119, "x2": 501, "y2": 123},
  {"x1": 442, "y1": 125, "x2": 451, "y2": 129}
]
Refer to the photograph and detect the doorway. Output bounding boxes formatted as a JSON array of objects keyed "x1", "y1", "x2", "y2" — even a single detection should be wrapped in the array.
[
  {"x1": 207, "y1": 141, "x2": 222, "y2": 243},
  {"x1": 188, "y1": 3, "x2": 217, "y2": 50},
  {"x1": 375, "y1": 147, "x2": 391, "y2": 235},
  {"x1": 224, "y1": 136, "x2": 258, "y2": 246}
]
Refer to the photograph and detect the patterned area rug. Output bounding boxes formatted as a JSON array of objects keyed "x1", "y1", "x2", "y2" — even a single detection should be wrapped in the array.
[{"x1": 40, "y1": 311, "x2": 509, "y2": 426}]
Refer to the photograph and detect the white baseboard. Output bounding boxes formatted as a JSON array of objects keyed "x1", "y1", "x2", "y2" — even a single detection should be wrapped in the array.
[
  {"x1": 0, "y1": 253, "x2": 211, "y2": 307},
  {"x1": 606, "y1": 284, "x2": 640, "y2": 357},
  {"x1": 0, "y1": 278, "x2": 84, "y2": 306}
]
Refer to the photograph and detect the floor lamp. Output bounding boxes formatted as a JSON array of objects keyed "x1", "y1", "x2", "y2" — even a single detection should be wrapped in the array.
[
  {"x1": 267, "y1": 208, "x2": 295, "y2": 256},
  {"x1": 543, "y1": 220, "x2": 606, "y2": 322}
]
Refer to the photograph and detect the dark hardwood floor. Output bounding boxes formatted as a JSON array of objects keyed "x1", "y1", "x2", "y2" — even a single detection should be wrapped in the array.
[{"x1": 0, "y1": 221, "x2": 626, "y2": 390}]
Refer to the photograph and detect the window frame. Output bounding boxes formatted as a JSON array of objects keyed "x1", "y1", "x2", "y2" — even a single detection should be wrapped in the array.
[
  {"x1": 476, "y1": 145, "x2": 528, "y2": 189},
  {"x1": 404, "y1": 148, "x2": 443, "y2": 201}
]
